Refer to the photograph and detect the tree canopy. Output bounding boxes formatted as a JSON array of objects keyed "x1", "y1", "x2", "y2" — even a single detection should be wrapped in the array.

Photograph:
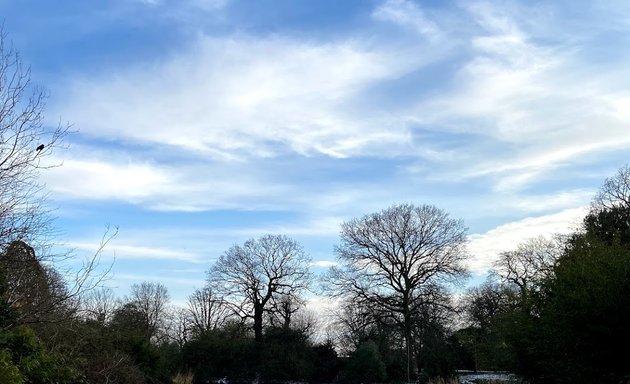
[
  {"x1": 208, "y1": 234, "x2": 312, "y2": 342},
  {"x1": 326, "y1": 203, "x2": 468, "y2": 382}
]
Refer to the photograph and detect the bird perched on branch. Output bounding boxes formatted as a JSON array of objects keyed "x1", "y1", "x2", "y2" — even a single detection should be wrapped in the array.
[{"x1": 36, "y1": 144, "x2": 44, "y2": 152}]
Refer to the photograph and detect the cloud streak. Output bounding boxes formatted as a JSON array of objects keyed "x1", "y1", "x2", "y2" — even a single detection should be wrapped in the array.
[
  {"x1": 55, "y1": 36, "x2": 418, "y2": 160},
  {"x1": 69, "y1": 241, "x2": 204, "y2": 263},
  {"x1": 46, "y1": 0, "x2": 630, "y2": 214},
  {"x1": 467, "y1": 207, "x2": 587, "y2": 275}
]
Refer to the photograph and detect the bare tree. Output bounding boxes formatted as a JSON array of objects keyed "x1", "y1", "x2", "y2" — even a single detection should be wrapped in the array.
[
  {"x1": 165, "y1": 307, "x2": 192, "y2": 348},
  {"x1": 208, "y1": 234, "x2": 312, "y2": 342},
  {"x1": 324, "y1": 203, "x2": 468, "y2": 382},
  {"x1": 462, "y1": 280, "x2": 517, "y2": 329},
  {"x1": 493, "y1": 236, "x2": 562, "y2": 299},
  {"x1": 290, "y1": 307, "x2": 318, "y2": 339},
  {"x1": 0, "y1": 28, "x2": 68, "y2": 249},
  {"x1": 593, "y1": 164, "x2": 630, "y2": 211},
  {"x1": 81, "y1": 287, "x2": 118, "y2": 325},
  {"x1": 128, "y1": 281, "x2": 170, "y2": 341},
  {"x1": 327, "y1": 298, "x2": 380, "y2": 355},
  {"x1": 186, "y1": 286, "x2": 230, "y2": 336},
  {"x1": 267, "y1": 293, "x2": 304, "y2": 329}
]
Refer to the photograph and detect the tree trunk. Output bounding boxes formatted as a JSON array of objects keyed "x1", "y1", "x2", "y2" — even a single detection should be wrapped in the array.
[
  {"x1": 405, "y1": 318, "x2": 413, "y2": 382},
  {"x1": 403, "y1": 294, "x2": 413, "y2": 383},
  {"x1": 254, "y1": 303, "x2": 264, "y2": 342}
]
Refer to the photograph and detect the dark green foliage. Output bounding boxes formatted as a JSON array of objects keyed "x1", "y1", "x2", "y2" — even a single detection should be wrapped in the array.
[
  {"x1": 183, "y1": 323, "x2": 258, "y2": 383},
  {"x1": 533, "y1": 233, "x2": 630, "y2": 383},
  {"x1": 382, "y1": 348, "x2": 406, "y2": 382},
  {"x1": 311, "y1": 340, "x2": 340, "y2": 383},
  {"x1": 0, "y1": 349, "x2": 23, "y2": 384},
  {"x1": 183, "y1": 323, "x2": 324, "y2": 383},
  {"x1": 0, "y1": 294, "x2": 17, "y2": 331},
  {"x1": 340, "y1": 341, "x2": 387, "y2": 384},
  {"x1": 583, "y1": 205, "x2": 630, "y2": 246},
  {"x1": 452, "y1": 192, "x2": 630, "y2": 384},
  {"x1": 260, "y1": 326, "x2": 313, "y2": 381},
  {"x1": 69, "y1": 318, "x2": 148, "y2": 384},
  {"x1": 474, "y1": 205, "x2": 630, "y2": 384},
  {"x1": 448, "y1": 329, "x2": 476, "y2": 372},
  {"x1": 0, "y1": 325, "x2": 77, "y2": 383},
  {"x1": 416, "y1": 321, "x2": 457, "y2": 380},
  {"x1": 108, "y1": 303, "x2": 180, "y2": 383}
]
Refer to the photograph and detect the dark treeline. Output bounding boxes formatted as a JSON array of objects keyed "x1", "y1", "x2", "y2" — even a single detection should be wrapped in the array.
[
  {"x1": 1, "y1": 28, "x2": 630, "y2": 384},
  {"x1": 455, "y1": 167, "x2": 630, "y2": 384}
]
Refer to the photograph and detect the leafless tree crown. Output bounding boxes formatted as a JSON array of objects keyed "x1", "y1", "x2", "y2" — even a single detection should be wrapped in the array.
[
  {"x1": 81, "y1": 287, "x2": 118, "y2": 325},
  {"x1": 0, "y1": 29, "x2": 68, "y2": 248},
  {"x1": 593, "y1": 164, "x2": 630, "y2": 211},
  {"x1": 328, "y1": 203, "x2": 468, "y2": 309},
  {"x1": 325, "y1": 203, "x2": 468, "y2": 381},
  {"x1": 128, "y1": 281, "x2": 170, "y2": 341},
  {"x1": 493, "y1": 236, "x2": 562, "y2": 296},
  {"x1": 208, "y1": 234, "x2": 312, "y2": 341},
  {"x1": 186, "y1": 286, "x2": 231, "y2": 336}
]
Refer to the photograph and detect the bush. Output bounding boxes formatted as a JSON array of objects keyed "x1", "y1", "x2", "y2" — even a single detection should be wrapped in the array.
[
  {"x1": 0, "y1": 325, "x2": 76, "y2": 383},
  {"x1": 340, "y1": 341, "x2": 387, "y2": 384}
]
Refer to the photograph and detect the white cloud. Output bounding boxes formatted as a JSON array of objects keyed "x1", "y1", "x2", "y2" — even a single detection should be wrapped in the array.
[
  {"x1": 114, "y1": 273, "x2": 205, "y2": 287},
  {"x1": 400, "y1": 2, "x2": 630, "y2": 192},
  {"x1": 466, "y1": 206, "x2": 587, "y2": 275},
  {"x1": 55, "y1": 36, "x2": 419, "y2": 161},
  {"x1": 69, "y1": 240, "x2": 203, "y2": 263},
  {"x1": 310, "y1": 260, "x2": 338, "y2": 268},
  {"x1": 45, "y1": 158, "x2": 176, "y2": 201},
  {"x1": 373, "y1": 0, "x2": 441, "y2": 40},
  {"x1": 43, "y1": 152, "x2": 291, "y2": 211},
  {"x1": 500, "y1": 189, "x2": 594, "y2": 213},
  {"x1": 47, "y1": 0, "x2": 630, "y2": 216}
]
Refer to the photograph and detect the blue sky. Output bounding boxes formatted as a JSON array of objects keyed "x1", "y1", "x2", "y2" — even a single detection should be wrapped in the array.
[{"x1": 3, "y1": 0, "x2": 630, "y2": 306}]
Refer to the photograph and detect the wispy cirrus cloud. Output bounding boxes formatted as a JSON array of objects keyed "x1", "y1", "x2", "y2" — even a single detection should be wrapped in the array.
[
  {"x1": 54, "y1": 36, "x2": 419, "y2": 160},
  {"x1": 373, "y1": 0, "x2": 441, "y2": 40},
  {"x1": 407, "y1": 2, "x2": 630, "y2": 191},
  {"x1": 467, "y1": 207, "x2": 587, "y2": 275},
  {"x1": 69, "y1": 241, "x2": 203, "y2": 263},
  {"x1": 43, "y1": 1, "x2": 630, "y2": 288},
  {"x1": 53, "y1": 0, "x2": 630, "y2": 203},
  {"x1": 310, "y1": 260, "x2": 338, "y2": 269}
]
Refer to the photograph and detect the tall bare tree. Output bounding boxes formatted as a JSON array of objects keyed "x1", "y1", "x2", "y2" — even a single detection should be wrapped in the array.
[
  {"x1": 493, "y1": 236, "x2": 562, "y2": 300},
  {"x1": 186, "y1": 286, "x2": 230, "y2": 336},
  {"x1": 128, "y1": 281, "x2": 170, "y2": 341},
  {"x1": 593, "y1": 164, "x2": 630, "y2": 211},
  {"x1": 325, "y1": 203, "x2": 468, "y2": 382},
  {"x1": 327, "y1": 298, "x2": 388, "y2": 356},
  {"x1": 81, "y1": 287, "x2": 118, "y2": 325},
  {"x1": 208, "y1": 234, "x2": 312, "y2": 342},
  {"x1": 0, "y1": 29, "x2": 67, "y2": 249},
  {"x1": 267, "y1": 293, "x2": 304, "y2": 329}
]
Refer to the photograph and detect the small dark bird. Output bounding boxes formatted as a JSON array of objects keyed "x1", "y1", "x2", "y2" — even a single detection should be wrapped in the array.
[{"x1": 36, "y1": 144, "x2": 44, "y2": 152}]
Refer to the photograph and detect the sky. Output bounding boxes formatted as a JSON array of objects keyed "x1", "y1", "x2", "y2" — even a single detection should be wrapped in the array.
[{"x1": 2, "y1": 0, "x2": 629, "y2": 307}]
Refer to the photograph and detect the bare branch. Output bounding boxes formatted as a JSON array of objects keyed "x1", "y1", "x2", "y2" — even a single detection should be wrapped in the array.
[
  {"x1": 593, "y1": 164, "x2": 630, "y2": 212},
  {"x1": 208, "y1": 234, "x2": 312, "y2": 342},
  {"x1": 0, "y1": 28, "x2": 69, "y2": 249},
  {"x1": 323, "y1": 203, "x2": 469, "y2": 381}
]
